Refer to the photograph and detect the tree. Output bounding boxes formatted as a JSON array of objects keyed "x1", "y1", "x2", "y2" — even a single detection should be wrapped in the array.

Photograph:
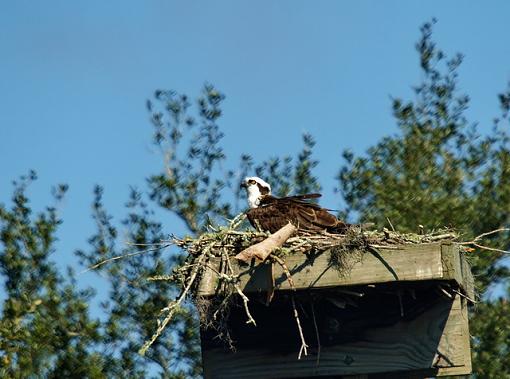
[
  {"x1": 75, "y1": 85, "x2": 322, "y2": 378},
  {"x1": 338, "y1": 20, "x2": 510, "y2": 376},
  {"x1": 0, "y1": 88, "x2": 320, "y2": 378},
  {"x1": 0, "y1": 172, "x2": 106, "y2": 378}
]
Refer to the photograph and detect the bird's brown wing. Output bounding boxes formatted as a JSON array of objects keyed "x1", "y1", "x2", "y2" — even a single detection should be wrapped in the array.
[
  {"x1": 285, "y1": 193, "x2": 321, "y2": 201},
  {"x1": 246, "y1": 199, "x2": 295, "y2": 233},
  {"x1": 247, "y1": 195, "x2": 348, "y2": 233},
  {"x1": 287, "y1": 201, "x2": 340, "y2": 232}
]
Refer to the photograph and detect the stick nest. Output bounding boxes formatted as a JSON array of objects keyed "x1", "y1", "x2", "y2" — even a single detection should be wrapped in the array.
[
  {"x1": 88, "y1": 215, "x2": 506, "y2": 357},
  {"x1": 175, "y1": 223, "x2": 459, "y2": 259},
  {"x1": 138, "y1": 217, "x2": 461, "y2": 355}
]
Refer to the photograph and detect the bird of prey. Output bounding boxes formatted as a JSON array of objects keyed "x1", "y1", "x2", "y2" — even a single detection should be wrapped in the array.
[{"x1": 240, "y1": 176, "x2": 349, "y2": 234}]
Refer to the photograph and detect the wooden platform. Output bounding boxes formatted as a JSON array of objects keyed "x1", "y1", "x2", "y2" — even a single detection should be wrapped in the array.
[
  {"x1": 198, "y1": 242, "x2": 473, "y2": 378},
  {"x1": 198, "y1": 242, "x2": 474, "y2": 299}
]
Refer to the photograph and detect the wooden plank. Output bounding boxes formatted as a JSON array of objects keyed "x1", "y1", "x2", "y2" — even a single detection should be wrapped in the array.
[
  {"x1": 441, "y1": 242, "x2": 462, "y2": 284},
  {"x1": 199, "y1": 242, "x2": 473, "y2": 378},
  {"x1": 461, "y1": 254, "x2": 475, "y2": 301},
  {"x1": 199, "y1": 243, "x2": 457, "y2": 296},
  {"x1": 202, "y1": 295, "x2": 471, "y2": 378},
  {"x1": 441, "y1": 243, "x2": 475, "y2": 299},
  {"x1": 437, "y1": 296, "x2": 472, "y2": 376}
]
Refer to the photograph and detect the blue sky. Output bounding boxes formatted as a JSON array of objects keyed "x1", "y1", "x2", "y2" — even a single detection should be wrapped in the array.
[{"x1": 1, "y1": 2, "x2": 510, "y2": 299}]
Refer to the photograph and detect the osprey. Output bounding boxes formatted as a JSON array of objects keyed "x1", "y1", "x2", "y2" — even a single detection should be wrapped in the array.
[{"x1": 240, "y1": 176, "x2": 349, "y2": 234}]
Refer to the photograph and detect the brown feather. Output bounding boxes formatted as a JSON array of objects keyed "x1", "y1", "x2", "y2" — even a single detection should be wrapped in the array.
[{"x1": 246, "y1": 194, "x2": 349, "y2": 234}]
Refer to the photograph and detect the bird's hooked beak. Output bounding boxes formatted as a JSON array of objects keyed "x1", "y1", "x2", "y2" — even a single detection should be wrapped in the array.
[{"x1": 240, "y1": 181, "x2": 248, "y2": 189}]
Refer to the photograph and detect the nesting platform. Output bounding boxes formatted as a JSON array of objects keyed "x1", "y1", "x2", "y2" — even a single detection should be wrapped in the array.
[{"x1": 198, "y1": 242, "x2": 474, "y2": 379}]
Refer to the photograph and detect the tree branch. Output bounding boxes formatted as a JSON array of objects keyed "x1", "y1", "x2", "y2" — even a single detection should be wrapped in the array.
[{"x1": 235, "y1": 223, "x2": 297, "y2": 263}]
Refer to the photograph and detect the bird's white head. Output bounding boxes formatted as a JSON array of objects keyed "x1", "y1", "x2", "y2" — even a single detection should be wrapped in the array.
[{"x1": 240, "y1": 176, "x2": 272, "y2": 208}]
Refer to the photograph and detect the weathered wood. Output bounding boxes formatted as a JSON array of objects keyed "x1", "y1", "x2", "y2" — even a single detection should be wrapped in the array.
[
  {"x1": 199, "y1": 242, "x2": 473, "y2": 378},
  {"x1": 441, "y1": 243, "x2": 475, "y2": 300},
  {"x1": 201, "y1": 294, "x2": 471, "y2": 378},
  {"x1": 235, "y1": 223, "x2": 297, "y2": 262},
  {"x1": 198, "y1": 242, "x2": 474, "y2": 299},
  {"x1": 437, "y1": 296, "x2": 472, "y2": 376}
]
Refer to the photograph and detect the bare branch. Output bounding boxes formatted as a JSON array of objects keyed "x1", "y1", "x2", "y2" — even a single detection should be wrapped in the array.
[
  {"x1": 271, "y1": 254, "x2": 308, "y2": 360},
  {"x1": 311, "y1": 301, "x2": 321, "y2": 367},
  {"x1": 469, "y1": 242, "x2": 510, "y2": 255},
  {"x1": 472, "y1": 228, "x2": 510, "y2": 242},
  {"x1": 81, "y1": 243, "x2": 172, "y2": 274},
  {"x1": 459, "y1": 228, "x2": 510, "y2": 254},
  {"x1": 235, "y1": 223, "x2": 297, "y2": 262},
  {"x1": 271, "y1": 255, "x2": 296, "y2": 290},
  {"x1": 139, "y1": 245, "x2": 209, "y2": 355},
  {"x1": 291, "y1": 295, "x2": 308, "y2": 360},
  {"x1": 224, "y1": 251, "x2": 256, "y2": 326}
]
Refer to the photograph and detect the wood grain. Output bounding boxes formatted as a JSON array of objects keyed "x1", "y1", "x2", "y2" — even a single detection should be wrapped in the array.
[
  {"x1": 199, "y1": 242, "x2": 473, "y2": 378},
  {"x1": 202, "y1": 296, "x2": 471, "y2": 378},
  {"x1": 198, "y1": 243, "x2": 474, "y2": 298}
]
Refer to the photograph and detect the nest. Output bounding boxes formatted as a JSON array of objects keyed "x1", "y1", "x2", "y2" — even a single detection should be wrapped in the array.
[
  {"x1": 137, "y1": 215, "x2": 464, "y2": 355},
  {"x1": 175, "y1": 222, "x2": 459, "y2": 258},
  {"x1": 85, "y1": 212, "x2": 507, "y2": 358}
]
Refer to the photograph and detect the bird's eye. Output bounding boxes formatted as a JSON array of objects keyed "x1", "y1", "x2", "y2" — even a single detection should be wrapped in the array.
[{"x1": 248, "y1": 180, "x2": 255, "y2": 184}]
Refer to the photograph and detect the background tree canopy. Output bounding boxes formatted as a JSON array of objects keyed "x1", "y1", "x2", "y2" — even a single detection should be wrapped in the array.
[{"x1": 1, "y1": 21, "x2": 509, "y2": 378}]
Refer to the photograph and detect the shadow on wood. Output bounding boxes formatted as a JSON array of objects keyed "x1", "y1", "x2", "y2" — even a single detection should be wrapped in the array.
[{"x1": 199, "y1": 242, "x2": 472, "y2": 378}]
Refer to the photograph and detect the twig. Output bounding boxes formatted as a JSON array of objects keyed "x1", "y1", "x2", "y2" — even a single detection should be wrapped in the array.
[
  {"x1": 434, "y1": 349, "x2": 455, "y2": 368},
  {"x1": 437, "y1": 285, "x2": 454, "y2": 299},
  {"x1": 126, "y1": 240, "x2": 171, "y2": 247},
  {"x1": 271, "y1": 255, "x2": 296, "y2": 290},
  {"x1": 224, "y1": 251, "x2": 256, "y2": 326},
  {"x1": 427, "y1": 233, "x2": 458, "y2": 241},
  {"x1": 397, "y1": 290, "x2": 404, "y2": 317},
  {"x1": 469, "y1": 242, "x2": 510, "y2": 255},
  {"x1": 266, "y1": 260, "x2": 275, "y2": 305},
  {"x1": 335, "y1": 289, "x2": 364, "y2": 297},
  {"x1": 386, "y1": 217, "x2": 396, "y2": 232},
  {"x1": 82, "y1": 244, "x2": 172, "y2": 274},
  {"x1": 212, "y1": 295, "x2": 232, "y2": 321},
  {"x1": 221, "y1": 230, "x2": 267, "y2": 237},
  {"x1": 291, "y1": 295, "x2": 308, "y2": 359},
  {"x1": 228, "y1": 212, "x2": 247, "y2": 229},
  {"x1": 311, "y1": 300, "x2": 321, "y2": 367},
  {"x1": 451, "y1": 288, "x2": 477, "y2": 304},
  {"x1": 148, "y1": 275, "x2": 174, "y2": 281},
  {"x1": 289, "y1": 239, "x2": 312, "y2": 251},
  {"x1": 368, "y1": 244, "x2": 402, "y2": 250},
  {"x1": 138, "y1": 245, "x2": 208, "y2": 355},
  {"x1": 471, "y1": 228, "x2": 510, "y2": 242},
  {"x1": 271, "y1": 255, "x2": 308, "y2": 359},
  {"x1": 458, "y1": 228, "x2": 510, "y2": 254},
  {"x1": 233, "y1": 282, "x2": 256, "y2": 326}
]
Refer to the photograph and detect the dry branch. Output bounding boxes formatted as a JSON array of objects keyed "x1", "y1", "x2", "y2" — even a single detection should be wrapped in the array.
[
  {"x1": 138, "y1": 245, "x2": 209, "y2": 355},
  {"x1": 235, "y1": 223, "x2": 297, "y2": 262},
  {"x1": 81, "y1": 244, "x2": 172, "y2": 274},
  {"x1": 291, "y1": 295, "x2": 308, "y2": 359},
  {"x1": 223, "y1": 250, "x2": 256, "y2": 326},
  {"x1": 459, "y1": 228, "x2": 510, "y2": 255},
  {"x1": 271, "y1": 255, "x2": 295, "y2": 290},
  {"x1": 272, "y1": 254, "x2": 309, "y2": 359},
  {"x1": 311, "y1": 300, "x2": 321, "y2": 367}
]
